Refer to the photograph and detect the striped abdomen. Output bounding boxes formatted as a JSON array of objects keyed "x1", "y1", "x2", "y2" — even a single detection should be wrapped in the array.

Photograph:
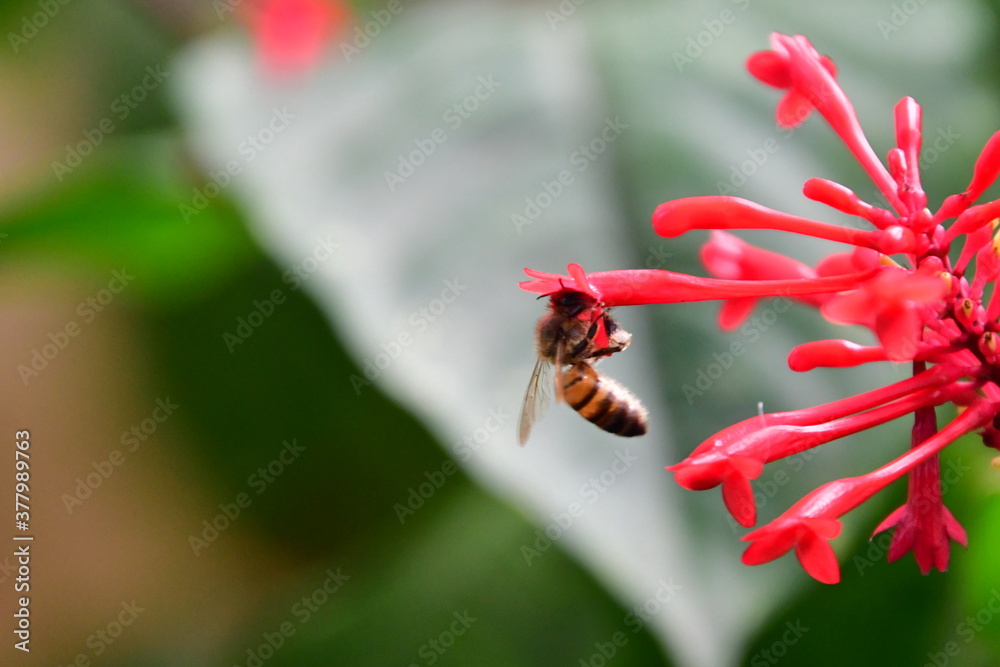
[{"x1": 561, "y1": 363, "x2": 648, "y2": 437}]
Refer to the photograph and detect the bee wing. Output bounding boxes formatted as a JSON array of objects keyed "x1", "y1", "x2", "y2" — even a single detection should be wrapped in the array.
[
  {"x1": 518, "y1": 358, "x2": 554, "y2": 446},
  {"x1": 553, "y1": 340, "x2": 567, "y2": 404}
]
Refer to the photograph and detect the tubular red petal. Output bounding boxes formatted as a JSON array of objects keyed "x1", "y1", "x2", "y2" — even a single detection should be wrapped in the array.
[
  {"x1": 795, "y1": 532, "x2": 841, "y2": 584},
  {"x1": 741, "y1": 529, "x2": 798, "y2": 566},
  {"x1": 886, "y1": 518, "x2": 917, "y2": 564},
  {"x1": 525, "y1": 265, "x2": 882, "y2": 306},
  {"x1": 972, "y1": 235, "x2": 1000, "y2": 292},
  {"x1": 730, "y1": 403, "x2": 992, "y2": 553},
  {"x1": 567, "y1": 263, "x2": 596, "y2": 295},
  {"x1": 776, "y1": 89, "x2": 815, "y2": 128},
  {"x1": 583, "y1": 267, "x2": 879, "y2": 307},
  {"x1": 873, "y1": 505, "x2": 907, "y2": 536},
  {"x1": 815, "y1": 251, "x2": 859, "y2": 276},
  {"x1": 888, "y1": 147, "x2": 906, "y2": 185},
  {"x1": 894, "y1": 97, "x2": 927, "y2": 212},
  {"x1": 955, "y1": 222, "x2": 993, "y2": 273},
  {"x1": 805, "y1": 517, "x2": 843, "y2": 539},
  {"x1": 742, "y1": 515, "x2": 842, "y2": 582},
  {"x1": 675, "y1": 385, "x2": 964, "y2": 494},
  {"x1": 718, "y1": 298, "x2": 758, "y2": 330},
  {"x1": 987, "y1": 278, "x2": 1000, "y2": 322},
  {"x1": 669, "y1": 460, "x2": 729, "y2": 491},
  {"x1": 934, "y1": 131, "x2": 1000, "y2": 223},
  {"x1": 654, "y1": 197, "x2": 886, "y2": 248},
  {"x1": 821, "y1": 269, "x2": 947, "y2": 337},
  {"x1": 819, "y1": 55, "x2": 836, "y2": 77},
  {"x1": 683, "y1": 364, "x2": 968, "y2": 464},
  {"x1": 802, "y1": 178, "x2": 893, "y2": 228},
  {"x1": 746, "y1": 50, "x2": 791, "y2": 88},
  {"x1": 876, "y1": 225, "x2": 916, "y2": 254},
  {"x1": 702, "y1": 230, "x2": 818, "y2": 281},
  {"x1": 874, "y1": 305, "x2": 922, "y2": 361},
  {"x1": 964, "y1": 131, "x2": 1000, "y2": 201},
  {"x1": 788, "y1": 340, "x2": 889, "y2": 371},
  {"x1": 945, "y1": 199, "x2": 1000, "y2": 241},
  {"x1": 723, "y1": 471, "x2": 757, "y2": 527},
  {"x1": 520, "y1": 265, "x2": 601, "y2": 299},
  {"x1": 864, "y1": 400, "x2": 997, "y2": 486},
  {"x1": 764, "y1": 34, "x2": 904, "y2": 214},
  {"x1": 943, "y1": 505, "x2": 968, "y2": 547}
]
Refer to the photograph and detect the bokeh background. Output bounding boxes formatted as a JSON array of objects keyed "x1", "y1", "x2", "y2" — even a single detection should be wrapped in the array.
[{"x1": 2, "y1": 0, "x2": 1000, "y2": 665}]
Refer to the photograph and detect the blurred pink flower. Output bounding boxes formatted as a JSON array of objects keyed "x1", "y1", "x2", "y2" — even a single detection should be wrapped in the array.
[{"x1": 242, "y1": 0, "x2": 350, "y2": 75}]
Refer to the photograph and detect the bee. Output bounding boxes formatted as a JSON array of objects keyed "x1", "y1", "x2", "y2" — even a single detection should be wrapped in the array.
[{"x1": 518, "y1": 291, "x2": 649, "y2": 445}]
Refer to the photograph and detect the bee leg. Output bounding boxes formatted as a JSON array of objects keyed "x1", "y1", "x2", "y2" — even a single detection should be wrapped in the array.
[
  {"x1": 587, "y1": 314, "x2": 631, "y2": 358},
  {"x1": 567, "y1": 319, "x2": 600, "y2": 361}
]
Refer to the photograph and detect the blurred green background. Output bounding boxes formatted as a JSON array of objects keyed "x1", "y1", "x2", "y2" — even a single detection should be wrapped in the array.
[{"x1": 2, "y1": 0, "x2": 1000, "y2": 665}]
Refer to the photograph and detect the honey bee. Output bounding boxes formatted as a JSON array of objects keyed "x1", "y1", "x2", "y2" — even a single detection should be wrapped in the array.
[{"x1": 518, "y1": 291, "x2": 649, "y2": 445}]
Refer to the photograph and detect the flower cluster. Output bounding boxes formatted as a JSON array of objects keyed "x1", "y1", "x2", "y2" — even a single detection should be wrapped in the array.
[{"x1": 520, "y1": 33, "x2": 1000, "y2": 584}]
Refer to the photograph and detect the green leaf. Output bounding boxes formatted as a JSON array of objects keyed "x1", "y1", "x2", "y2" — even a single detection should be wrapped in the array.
[{"x1": 0, "y1": 138, "x2": 258, "y2": 307}]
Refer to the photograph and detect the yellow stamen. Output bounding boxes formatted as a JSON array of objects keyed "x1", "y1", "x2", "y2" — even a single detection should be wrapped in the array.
[{"x1": 879, "y1": 255, "x2": 902, "y2": 268}]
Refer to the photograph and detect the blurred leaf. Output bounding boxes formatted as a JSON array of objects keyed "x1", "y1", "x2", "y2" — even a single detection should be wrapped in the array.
[
  {"x1": 0, "y1": 138, "x2": 259, "y2": 307},
  {"x1": 224, "y1": 488, "x2": 670, "y2": 667}
]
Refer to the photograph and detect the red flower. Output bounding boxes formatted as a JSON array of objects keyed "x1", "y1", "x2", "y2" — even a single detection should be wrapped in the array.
[
  {"x1": 241, "y1": 0, "x2": 350, "y2": 75},
  {"x1": 521, "y1": 33, "x2": 1000, "y2": 583}
]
